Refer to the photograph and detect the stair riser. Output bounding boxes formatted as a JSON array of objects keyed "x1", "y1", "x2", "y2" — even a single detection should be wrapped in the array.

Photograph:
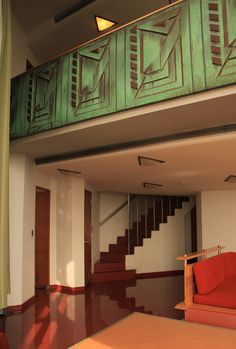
[
  {"x1": 100, "y1": 252, "x2": 125, "y2": 263},
  {"x1": 109, "y1": 245, "x2": 128, "y2": 254},
  {"x1": 117, "y1": 237, "x2": 128, "y2": 245},
  {"x1": 92, "y1": 270, "x2": 136, "y2": 283},
  {"x1": 94, "y1": 262, "x2": 125, "y2": 273}
]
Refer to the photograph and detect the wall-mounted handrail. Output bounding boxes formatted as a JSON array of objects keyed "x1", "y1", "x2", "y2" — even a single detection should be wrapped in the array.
[
  {"x1": 99, "y1": 194, "x2": 136, "y2": 227},
  {"x1": 177, "y1": 245, "x2": 225, "y2": 263}
]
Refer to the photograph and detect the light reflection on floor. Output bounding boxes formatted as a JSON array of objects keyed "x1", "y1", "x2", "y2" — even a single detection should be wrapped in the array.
[{"x1": 5, "y1": 276, "x2": 184, "y2": 349}]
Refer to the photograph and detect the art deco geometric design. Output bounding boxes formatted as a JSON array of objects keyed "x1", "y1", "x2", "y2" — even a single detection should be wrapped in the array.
[
  {"x1": 27, "y1": 61, "x2": 58, "y2": 132},
  {"x1": 9, "y1": 0, "x2": 236, "y2": 139},
  {"x1": 203, "y1": 0, "x2": 236, "y2": 88},
  {"x1": 10, "y1": 78, "x2": 20, "y2": 138},
  {"x1": 70, "y1": 36, "x2": 116, "y2": 118},
  {"x1": 125, "y1": 1, "x2": 193, "y2": 107}
]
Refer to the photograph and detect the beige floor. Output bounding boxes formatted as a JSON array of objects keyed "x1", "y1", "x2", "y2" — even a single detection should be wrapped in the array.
[{"x1": 70, "y1": 312, "x2": 236, "y2": 349}]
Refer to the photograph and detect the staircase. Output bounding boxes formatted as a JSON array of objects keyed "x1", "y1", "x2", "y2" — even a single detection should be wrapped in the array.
[{"x1": 92, "y1": 196, "x2": 189, "y2": 283}]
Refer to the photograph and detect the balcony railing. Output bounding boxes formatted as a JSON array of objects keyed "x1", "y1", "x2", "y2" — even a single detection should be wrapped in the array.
[{"x1": 10, "y1": 0, "x2": 236, "y2": 139}]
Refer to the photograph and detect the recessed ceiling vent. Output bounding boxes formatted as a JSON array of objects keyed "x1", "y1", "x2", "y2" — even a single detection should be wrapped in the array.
[
  {"x1": 224, "y1": 175, "x2": 236, "y2": 183},
  {"x1": 57, "y1": 168, "x2": 82, "y2": 176},
  {"x1": 138, "y1": 156, "x2": 165, "y2": 167},
  {"x1": 54, "y1": 0, "x2": 96, "y2": 23},
  {"x1": 143, "y1": 182, "x2": 163, "y2": 189}
]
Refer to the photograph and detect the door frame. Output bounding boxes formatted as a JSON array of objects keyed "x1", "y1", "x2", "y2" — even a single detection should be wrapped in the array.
[
  {"x1": 84, "y1": 189, "x2": 92, "y2": 287},
  {"x1": 35, "y1": 186, "x2": 50, "y2": 289}
]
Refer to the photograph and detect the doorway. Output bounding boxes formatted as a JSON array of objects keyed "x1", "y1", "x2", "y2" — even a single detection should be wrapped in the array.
[
  {"x1": 84, "y1": 190, "x2": 92, "y2": 286},
  {"x1": 35, "y1": 187, "x2": 50, "y2": 289}
]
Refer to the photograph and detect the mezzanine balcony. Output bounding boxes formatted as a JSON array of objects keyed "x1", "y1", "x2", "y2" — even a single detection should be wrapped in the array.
[{"x1": 10, "y1": 0, "x2": 236, "y2": 160}]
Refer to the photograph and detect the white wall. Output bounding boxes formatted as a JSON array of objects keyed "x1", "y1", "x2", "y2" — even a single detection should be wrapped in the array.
[
  {"x1": 22, "y1": 157, "x2": 36, "y2": 302},
  {"x1": 8, "y1": 153, "x2": 35, "y2": 306},
  {"x1": 199, "y1": 190, "x2": 236, "y2": 252},
  {"x1": 35, "y1": 171, "x2": 85, "y2": 288},
  {"x1": 11, "y1": 15, "x2": 39, "y2": 78},
  {"x1": 99, "y1": 192, "x2": 129, "y2": 252},
  {"x1": 8, "y1": 154, "x2": 25, "y2": 305},
  {"x1": 126, "y1": 198, "x2": 195, "y2": 273},
  {"x1": 8, "y1": 158, "x2": 86, "y2": 306},
  {"x1": 49, "y1": 175, "x2": 85, "y2": 288}
]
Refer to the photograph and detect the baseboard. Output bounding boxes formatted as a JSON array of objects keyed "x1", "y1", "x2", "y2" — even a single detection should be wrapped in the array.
[
  {"x1": 136, "y1": 270, "x2": 183, "y2": 279},
  {"x1": 50, "y1": 284, "x2": 85, "y2": 294},
  {"x1": 7, "y1": 295, "x2": 36, "y2": 314}
]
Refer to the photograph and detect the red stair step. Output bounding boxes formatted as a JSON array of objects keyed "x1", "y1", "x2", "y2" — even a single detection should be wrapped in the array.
[
  {"x1": 109, "y1": 244, "x2": 128, "y2": 254},
  {"x1": 91, "y1": 269, "x2": 136, "y2": 283},
  {"x1": 117, "y1": 236, "x2": 128, "y2": 245},
  {"x1": 94, "y1": 262, "x2": 125, "y2": 273},
  {"x1": 100, "y1": 252, "x2": 125, "y2": 263}
]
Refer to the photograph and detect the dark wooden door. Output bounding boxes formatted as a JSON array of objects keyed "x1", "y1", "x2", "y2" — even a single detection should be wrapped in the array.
[
  {"x1": 191, "y1": 206, "x2": 197, "y2": 252},
  {"x1": 84, "y1": 190, "x2": 92, "y2": 286},
  {"x1": 35, "y1": 187, "x2": 50, "y2": 288}
]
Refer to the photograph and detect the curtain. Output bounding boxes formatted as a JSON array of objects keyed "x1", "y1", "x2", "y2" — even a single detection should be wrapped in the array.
[{"x1": 0, "y1": 0, "x2": 11, "y2": 309}]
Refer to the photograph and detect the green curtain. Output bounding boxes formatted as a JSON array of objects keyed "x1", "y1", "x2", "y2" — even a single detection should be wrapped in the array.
[{"x1": 0, "y1": 0, "x2": 11, "y2": 309}]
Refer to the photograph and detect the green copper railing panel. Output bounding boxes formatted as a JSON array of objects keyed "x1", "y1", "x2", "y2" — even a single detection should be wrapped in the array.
[
  {"x1": 202, "y1": 0, "x2": 236, "y2": 89},
  {"x1": 10, "y1": 0, "x2": 236, "y2": 139},
  {"x1": 65, "y1": 34, "x2": 118, "y2": 122},
  {"x1": 27, "y1": 60, "x2": 61, "y2": 134},
  {"x1": 124, "y1": 1, "x2": 199, "y2": 108},
  {"x1": 10, "y1": 76, "x2": 28, "y2": 138}
]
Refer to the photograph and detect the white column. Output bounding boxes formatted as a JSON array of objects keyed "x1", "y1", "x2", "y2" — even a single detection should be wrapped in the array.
[{"x1": 8, "y1": 153, "x2": 35, "y2": 306}]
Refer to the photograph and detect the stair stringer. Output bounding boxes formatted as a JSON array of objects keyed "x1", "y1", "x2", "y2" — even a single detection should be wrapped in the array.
[{"x1": 125, "y1": 197, "x2": 195, "y2": 274}]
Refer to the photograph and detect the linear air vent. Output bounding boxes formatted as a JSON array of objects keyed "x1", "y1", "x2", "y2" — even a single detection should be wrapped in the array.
[{"x1": 54, "y1": 0, "x2": 96, "y2": 23}]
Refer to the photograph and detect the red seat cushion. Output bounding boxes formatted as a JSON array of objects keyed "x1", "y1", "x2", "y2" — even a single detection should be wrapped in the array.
[
  {"x1": 222, "y1": 252, "x2": 236, "y2": 280},
  {"x1": 193, "y1": 254, "x2": 224, "y2": 295},
  {"x1": 194, "y1": 276, "x2": 236, "y2": 308}
]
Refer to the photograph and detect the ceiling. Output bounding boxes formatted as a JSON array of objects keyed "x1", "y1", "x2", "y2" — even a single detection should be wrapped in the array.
[
  {"x1": 11, "y1": 0, "x2": 169, "y2": 63},
  {"x1": 38, "y1": 131, "x2": 236, "y2": 195}
]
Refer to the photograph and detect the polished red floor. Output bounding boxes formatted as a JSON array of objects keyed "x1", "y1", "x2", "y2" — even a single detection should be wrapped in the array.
[{"x1": 4, "y1": 276, "x2": 184, "y2": 349}]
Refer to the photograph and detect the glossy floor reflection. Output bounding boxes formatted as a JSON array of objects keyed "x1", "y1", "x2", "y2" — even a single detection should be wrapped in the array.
[{"x1": 5, "y1": 276, "x2": 184, "y2": 349}]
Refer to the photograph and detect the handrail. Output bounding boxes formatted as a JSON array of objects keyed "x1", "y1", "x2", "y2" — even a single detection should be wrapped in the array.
[
  {"x1": 14, "y1": 0, "x2": 184, "y2": 78},
  {"x1": 177, "y1": 245, "x2": 225, "y2": 262},
  {"x1": 99, "y1": 194, "x2": 136, "y2": 227}
]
